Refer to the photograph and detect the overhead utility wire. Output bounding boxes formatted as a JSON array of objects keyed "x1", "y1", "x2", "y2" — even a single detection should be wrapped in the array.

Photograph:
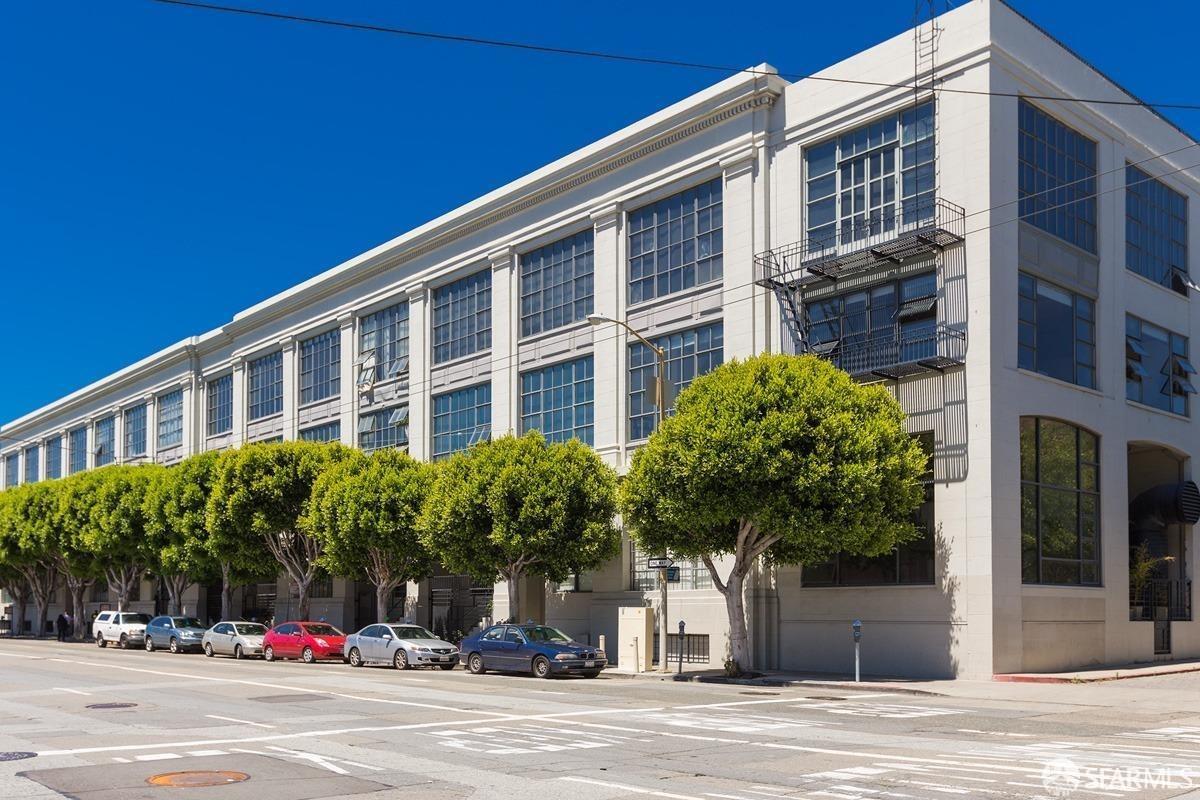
[{"x1": 149, "y1": 0, "x2": 1200, "y2": 113}]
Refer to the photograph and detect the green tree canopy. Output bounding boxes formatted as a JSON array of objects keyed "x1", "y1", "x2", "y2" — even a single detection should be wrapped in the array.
[
  {"x1": 56, "y1": 470, "x2": 107, "y2": 637},
  {"x1": 84, "y1": 465, "x2": 163, "y2": 611},
  {"x1": 420, "y1": 431, "x2": 619, "y2": 622},
  {"x1": 305, "y1": 449, "x2": 434, "y2": 623},
  {"x1": 207, "y1": 441, "x2": 351, "y2": 621},
  {"x1": 0, "y1": 483, "x2": 60, "y2": 637},
  {"x1": 619, "y1": 353, "x2": 928, "y2": 671}
]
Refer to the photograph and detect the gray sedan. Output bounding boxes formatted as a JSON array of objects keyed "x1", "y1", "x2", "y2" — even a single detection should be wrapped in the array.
[
  {"x1": 202, "y1": 621, "x2": 268, "y2": 659},
  {"x1": 345, "y1": 624, "x2": 459, "y2": 670}
]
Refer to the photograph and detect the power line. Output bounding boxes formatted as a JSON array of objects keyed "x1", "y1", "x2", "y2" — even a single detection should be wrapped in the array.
[{"x1": 147, "y1": 0, "x2": 1200, "y2": 113}]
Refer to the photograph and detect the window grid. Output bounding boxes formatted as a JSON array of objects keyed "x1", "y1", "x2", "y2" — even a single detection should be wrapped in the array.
[
  {"x1": 520, "y1": 356, "x2": 594, "y2": 445},
  {"x1": 805, "y1": 102, "x2": 935, "y2": 248},
  {"x1": 123, "y1": 404, "x2": 147, "y2": 458},
  {"x1": 247, "y1": 351, "x2": 284, "y2": 421},
  {"x1": 23, "y1": 446, "x2": 39, "y2": 484},
  {"x1": 359, "y1": 303, "x2": 410, "y2": 382},
  {"x1": 1018, "y1": 272, "x2": 1095, "y2": 389},
  {"x1": 1020, "y1": 417, "x2": 1100, "y2": 586},
  {"x1": 628, "y1": 322, "x2": 724, "y2": 441},
  {"x1": 207, "y1": 374, "x2": 233, "y2": 436},
  {"x1": 95, "y1": 416, "x2": 115, "y2": 467},
  {"x1": 1126, "y1": 315, "x2": 1195, "y2": 416},
  {"x1": 1018, "y1": 100, "x2": 1097, "y2": 253},
  {"x1": 628, "y1": 178, "x2": 723, "y2": 305},
  {"x1": 157, "y1": 390, "x2": 184, "y2": 449},
  {"x1": 299, "y1": 329, "x2": 341, "y2": 405},
  {"x1": 520, "y1": 230, "x2": 594, "y2": 337},
  {"x1": 45, "y1": 436, "x2": 62, "y2": 480},
  {"x1": 299, "y1": 420, "x2": 341, "y2": 443},
  {"x1": 432, "y1": 384, "x2": 491, "y2": 459},
  {"x1": 4, "y1": 453, "x2": 18, "y2": 487},
  {"x1": 358, "y1": 406, "x2": 410, "y2": 453},
  {"x1": 1126, "y1": 163, "x2": 1188, "y2": 291},
  {"x1": 68, "y1": 427, "x2": 87, "y2": 474},
  {"x1": 432, "y1": 271, "x2": 491, "y2": 364},
  {"x1": 630, "y1": 542, "x2": 712, "y2": 591}
]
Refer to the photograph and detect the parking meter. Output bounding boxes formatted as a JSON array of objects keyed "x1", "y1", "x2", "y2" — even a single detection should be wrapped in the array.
[
  {"x1": 677, "y1": 620, "x2": 685, "y2": 674},
  {"x1": 851, "y1": 619, "x2": 862, "y2": 682}
]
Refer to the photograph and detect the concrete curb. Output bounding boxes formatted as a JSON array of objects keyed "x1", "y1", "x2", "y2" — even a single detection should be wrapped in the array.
[
  {"x1": 994, "y1": 660, "x2": 1200, "y2": 684},
  {"x1": 602, "y1": 670, "x2": 945, "y2": 696}
]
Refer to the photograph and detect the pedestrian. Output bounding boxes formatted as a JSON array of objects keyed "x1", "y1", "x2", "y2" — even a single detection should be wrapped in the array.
[
  {"x1": 55, "y1": 612, "x2": 67, "y2": 642},
  {"x1": 64, "y1": 613, "x2": 74, "y2": 641}
]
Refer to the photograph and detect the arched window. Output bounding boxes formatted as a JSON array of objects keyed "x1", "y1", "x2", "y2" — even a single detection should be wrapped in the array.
[{"x1": 1020, "y1": 417, "x2": 1100, "y2": 585}]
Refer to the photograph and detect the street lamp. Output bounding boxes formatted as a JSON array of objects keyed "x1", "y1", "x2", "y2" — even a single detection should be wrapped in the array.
[{"x1": 587, "y1": 312, "x2": 672, "y2": 673}]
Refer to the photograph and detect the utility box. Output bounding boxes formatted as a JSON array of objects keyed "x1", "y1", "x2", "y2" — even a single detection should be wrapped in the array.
[{"x1": 616, "y1": 606, "x2": 655, "y2": 673}]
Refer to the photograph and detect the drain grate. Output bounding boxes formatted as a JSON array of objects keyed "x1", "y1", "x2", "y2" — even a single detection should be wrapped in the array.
[
  {"x1": 86, "y1": 702, "x2": 137, "y2": 710},
  {"x1": 0, "y1": 752, "x2": 36, "y2": 762},
  {"x1": 146, "y1": 770, "x2": 250, "y2": 788}
]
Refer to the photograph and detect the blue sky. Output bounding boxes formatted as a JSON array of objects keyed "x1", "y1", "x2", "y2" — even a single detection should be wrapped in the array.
[{"x1": 1, "y1": 0, "x2": 1197, "y2": 423}]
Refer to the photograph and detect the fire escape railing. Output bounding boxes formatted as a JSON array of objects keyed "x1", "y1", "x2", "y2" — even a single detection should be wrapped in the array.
[{"x1": 815, "y1": 325, "x2": 966, "y2": 381}]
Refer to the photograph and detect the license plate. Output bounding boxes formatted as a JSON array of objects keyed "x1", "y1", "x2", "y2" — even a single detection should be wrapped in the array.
[{"x1": 584, "y1": 660, "x2": 595, "y2": 668}]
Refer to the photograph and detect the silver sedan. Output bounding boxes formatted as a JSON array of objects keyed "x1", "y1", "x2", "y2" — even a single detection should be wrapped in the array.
[
  {"x1": 202, "y1": 621, "x2": 268, "y2": 659},
  {"x1": 345, "y1": 624, "x2": 459, "y2": 670}
]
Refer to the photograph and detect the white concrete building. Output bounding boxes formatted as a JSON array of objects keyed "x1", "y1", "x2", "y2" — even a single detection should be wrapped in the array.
[{"x1": 4, "y1": 0, "x2": 1199, "y2": 677}]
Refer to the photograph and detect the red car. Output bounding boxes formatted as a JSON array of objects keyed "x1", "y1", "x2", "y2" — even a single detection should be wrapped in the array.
[{"x1": 262, "y1": 621, "x2": 346, "y2": 663}]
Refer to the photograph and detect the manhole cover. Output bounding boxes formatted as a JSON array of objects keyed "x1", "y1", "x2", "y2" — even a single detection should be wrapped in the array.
[
  {"x1": 0, "y1": 752, "x2": 36, "y2": 762},
  {"x1": 86, "y1": 702, "x2": 137, "y2": 710},
  {"x1": 147, "y1": 770, "x2": 250, "y2": 788}
]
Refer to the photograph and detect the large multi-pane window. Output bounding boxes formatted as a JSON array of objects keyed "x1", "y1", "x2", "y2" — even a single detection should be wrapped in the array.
[
  {"x1": 520, "y1": 230, "x2": 594, "y2": 337},
  {"x1": 432, "y1": 271, "x2": 491, "y2": 364},
  {"x1": 95, "y1": 416, "x2": 115, "y2": 467},
  {"x1": 805, "y1": 102, "x2": 935, "y2": 247},
  {"x1": 1126, "y1": 316, "x2": 1195, "y2": 416},
  {"x1": 629, "y1": 322, "x2": 724, "y2": 440},
  {"x1": 45, "y1": 436, "x2": 62, "y2": 480},
  {"x1": 803, "y1": 433, "x2": 936, "y2": 586},
  {"x1": 23, "y1": 446, "x2": 39, "y2": 484},
  {"x1": 68, "y1": 427, "x2": 87, "y2": 474},
  {"x1": 1021, "y1": 417, "x2": 1100, "y2": 586},
  {"x1": 299, "y1": 420, "x2": 341, "y2": 444},
  {"x1": 432, "y1": 384, "x2": 491, "y2": 459},
  {"x1": 1126, "y1": 164, "x2": 1188, "y2": 292},
  {"x1": 247, "y1": 351, "x2": 284, "y2": 421},
  {"x1": 806, "y1": 272, "x2": 938, "y2": 372},
  {"x1": 299, "y1": 329, "x2": 340, "y2": 405},
  {"x1": 358, "y1": 406, "x2": 409, "y2": 453},
  {"x1": 124, "y1": 404, "x2": 147, "y2": 458},
  {"x1": 4, "y1": 453, "x2": 18, "y2": 487},
  {"x1": 157, "y1": 389, "x2": 183, "y2": 449},
  {"x1": 520, "y1": 357, "x2": 594, "y2": 445},
  {"x1": 1017, "y1": 272, "x2": 1095, "y2": 388},
  {"x1": 359, "y1": 302, "x2": 410, "y2": 382},
  {"x1": 630, "y1": 542, "x2": 712, "y2": 591},
  {"x1": 628, "y1": 178, "x2": 723, "y2": 305},
  {"x1": 1018, "y1": 100, "x2": 1097, "y2": 253},
  {"x1": 207, "y1": 374, "x2": 233, "y2": 436}
]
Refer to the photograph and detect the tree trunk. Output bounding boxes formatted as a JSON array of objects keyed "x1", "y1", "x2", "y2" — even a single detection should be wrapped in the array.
[
  {"x1": 506, "y1": 573, "x2": 520, "y2": 623},
  {"x1": 220, "y1": 563, "x2": 235, "y2": 621},
  {"x1": 722, "y1": 568, "x2": 750, "y2": 672},
  {"x1": 296, "y1": 579, "x2": 311, "y2": 622},
  {"x1": 21, "y1": 565, "x2": 57, "y2": 639},
  {"x1": 165, "y1": 574, "x2": 191, "y2": 615},
  {"x1": 376, "y1": 582, "x2": 402, "y2": 624},
  {"x1": 68, "y1": 580, "x2": 90, "y2": 641},
  {"x1": 10, "y1": 587, "x2": 29, "y2": 637}
]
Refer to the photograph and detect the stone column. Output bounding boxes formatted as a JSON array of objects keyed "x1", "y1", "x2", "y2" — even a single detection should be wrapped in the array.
[
  {"x1": 144, "y1": 394, "x2": 157, "y2": 463},
  {"x1": 85, "y1": 418, "x2": 97, "y2": 470},
  {"x1": 720, "y1": 147, "x2": 763, "y2": 360},
  {"x1": 280, "y1": 336, "x2": 298, "y2": 441},
  {"x1": 589, "y1": 203, "x2": 623, "y2": 470},
  {"x1": 337, "y1": 311, "x2": 357, "y2": 447},
  {"x1": 58, "y1": 431, "x2": 70, "y2": 478},
  {"x1": 489, "y1": 247, "x2": 518, "y2": 438},
  {"x1": 405, "y1": 284, "x2": 429, "y2": 461},
  {"x1": 181, "y1": 376, "x2": 197, "y2": 456},
  {"x1": 113, "y1": 406, "x2": 125, "y2": 464},
  {"x1": 231, "y1": 357, "x2": 247, "y2": 448}
]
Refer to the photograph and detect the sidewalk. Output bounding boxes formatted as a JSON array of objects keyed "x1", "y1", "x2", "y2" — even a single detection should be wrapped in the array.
[{"x1": 993, "y1": 657, "x2": 1200, "y2": 683}]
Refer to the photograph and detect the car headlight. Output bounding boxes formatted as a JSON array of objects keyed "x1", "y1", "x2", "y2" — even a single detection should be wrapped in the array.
[
  {"x1": 314, "y1": 638, "x2": 329, "y2": 648},
  {"x1": 415, "y1": 646, "x2": 431, "y2": 652},
  {"x1": 554, "y1": 653, "x2": 578, "y2": 661}
]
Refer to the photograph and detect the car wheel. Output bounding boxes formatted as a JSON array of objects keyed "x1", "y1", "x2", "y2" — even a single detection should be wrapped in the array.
[
  {"x1": 96, "y1": 635, "x2": 106, "y2": 648},
  {"x1": 234, "y1": 644, "x2": 244, "y2": 660},
  {"x1": 532, "y1": 656, "x2": 552, "y2": 679},
  {"x1": 393, "y1": 649, "x2": 409, "y2": 670},
  {"x1": 119, "y1": 634, "x2": 129, "y2": 650},
  {"x1": 302, "y1": 646, "x2": 315, "y2": 664},
  {"x1": 169, "y1": 638, "x2": 179, "y2": 654},
  {"x1": 582, "y1": 670, "x2": 601, "y2": 679},
  {"x1": 204, "y1": 642, "x2": 214, "y2": 657},
  {"x1": 439, "y1": 663, "x2": 456, "y2": 671},
  {"x1": 145, "y1": 636, "x2": 155, "y2": 652},
  {"x1": 348, "y1": 648, "x2": 363, "y2": 668},
  {"x1": 264, "y1": 645, "x2": 275, "y2": 662},
  {"x1": 467, "y1": 653, "x2": 486, "y2": 675}
]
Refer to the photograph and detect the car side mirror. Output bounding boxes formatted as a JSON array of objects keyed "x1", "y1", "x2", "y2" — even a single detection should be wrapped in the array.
[{"x1": 382, "y1": 633, "x2": 393, "y2": 640}]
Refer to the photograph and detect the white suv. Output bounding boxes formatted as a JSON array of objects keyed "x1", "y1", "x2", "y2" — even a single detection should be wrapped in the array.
[{"x1": 93, "y1": 611, "x2": 151, "y2": 649}]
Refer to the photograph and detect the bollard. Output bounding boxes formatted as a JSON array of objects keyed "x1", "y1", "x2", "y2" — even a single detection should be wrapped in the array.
[
  {"x1": 851, "y1": 619, "x2": 862, "y2": 682},
  {"x1": 598, "y1": 633, "x2": 606, "y2": 656}
]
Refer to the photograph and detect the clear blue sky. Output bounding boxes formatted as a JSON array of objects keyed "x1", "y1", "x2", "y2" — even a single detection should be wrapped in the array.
[{"x1": 1, "y1": 0, "x2": 1197, "y2": 423}]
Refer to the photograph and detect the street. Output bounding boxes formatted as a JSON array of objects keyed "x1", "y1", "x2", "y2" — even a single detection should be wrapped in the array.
[{"x1": 2, "y1": 640, "x2": 1200, "y2": 799}]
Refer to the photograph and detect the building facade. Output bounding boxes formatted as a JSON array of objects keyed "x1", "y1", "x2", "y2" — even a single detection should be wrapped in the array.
[{"x1": 3, "y1": 0, "x2": 1199, "y2": 677}]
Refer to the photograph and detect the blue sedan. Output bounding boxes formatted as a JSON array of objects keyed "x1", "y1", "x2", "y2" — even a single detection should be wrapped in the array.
[
  {"x1": 145, "y1": 616, "x2": 208, "y2": 653},
  {"x1": 459, "y1": 624, "x2": 606, "y2": 678}
]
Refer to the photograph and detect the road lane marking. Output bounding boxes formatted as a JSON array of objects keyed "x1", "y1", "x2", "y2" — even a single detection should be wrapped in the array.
[
  {"x1": 53, "y1": 687, "x2": 92, "y2": 696},
  {"x1": 206, "y1": 714, "x2": 276, "y2": 729},
  {"x1": 134, "y1": 753, "x2": 180, "y2": 761},
  {"x1": 187, "y1": 750, "x2": 228, "y2": 756},
  {"x1": 264, "y1": 745, "x2": 349, "y2": 774},
  {"x1": 559, "y1": 776, "x2": 708, "y2": 799},
  {"x1": 674, "y1": 694, "x2": 901, "y2": 710}
]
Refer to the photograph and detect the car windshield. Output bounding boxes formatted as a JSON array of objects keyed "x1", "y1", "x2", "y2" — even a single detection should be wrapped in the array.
[
  {"x1": 234, "y1": 623, "x2": 266, "y2": 635},
  {"x1": 172, "y1": 617, "x2": 205, "y2": 628},
  {"x1": 390, "y1": 626, "x2": 435, "y2": 640},
  {"x1": 122, "y1": 613, "x2": 151, "y2": 624},
  {"x1": 303, "y1": 624, "x2": 342, "y2": 636},
  {"x1": 521, "y1": 626, "x2": 571, "y2": 643}
]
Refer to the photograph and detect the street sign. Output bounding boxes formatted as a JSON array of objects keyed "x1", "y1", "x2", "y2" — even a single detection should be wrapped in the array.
[
  {"x1": 664, "y1": 566, "x2": 680, "y2": 583},
  {"x1": 647, "y1": 557, "x2": 674, "y2": 570}
]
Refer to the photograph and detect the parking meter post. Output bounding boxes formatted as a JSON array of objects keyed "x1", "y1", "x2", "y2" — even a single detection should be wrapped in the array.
[
  {"x1": 659, "y1": 567, "x2": 669, "y2": 673},
  {"x1": 852, "y1": 619, "x2": 862, "y2": 683},
  {"x1": 677, "y1": 620, "x2": 685, "y2": 675}
]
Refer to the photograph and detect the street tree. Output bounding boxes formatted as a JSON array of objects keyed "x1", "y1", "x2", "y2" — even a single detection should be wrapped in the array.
[
  {"x1": 207, "y1": 441, "x2": 351, "y2": 621},
  {"x1": 143, "y1": 452, "x2": 223, "y2": 616},
  {"x1": 0, "y1": 483, "x2": 61, "y2": 638},
  {"x1": 305, "y1": 449, "x2": 434, "y2": 623},
  {"x1": 85, "y1": 465, "x2": 162, "y2": 611},
  {"x1": 619, "y1": 353, "x2": 928, "y2": 672},
  {"x1": 420, "y1": 432, "x2": 619, "y2": 622},
  {"x1": 55, "y1": 471, "x2": 106, "y2": 638}
]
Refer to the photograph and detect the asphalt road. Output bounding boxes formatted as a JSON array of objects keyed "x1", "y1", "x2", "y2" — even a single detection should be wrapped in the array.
[{"x1": 2, "y1": 639, "x2": 1200, "y2": 800}]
